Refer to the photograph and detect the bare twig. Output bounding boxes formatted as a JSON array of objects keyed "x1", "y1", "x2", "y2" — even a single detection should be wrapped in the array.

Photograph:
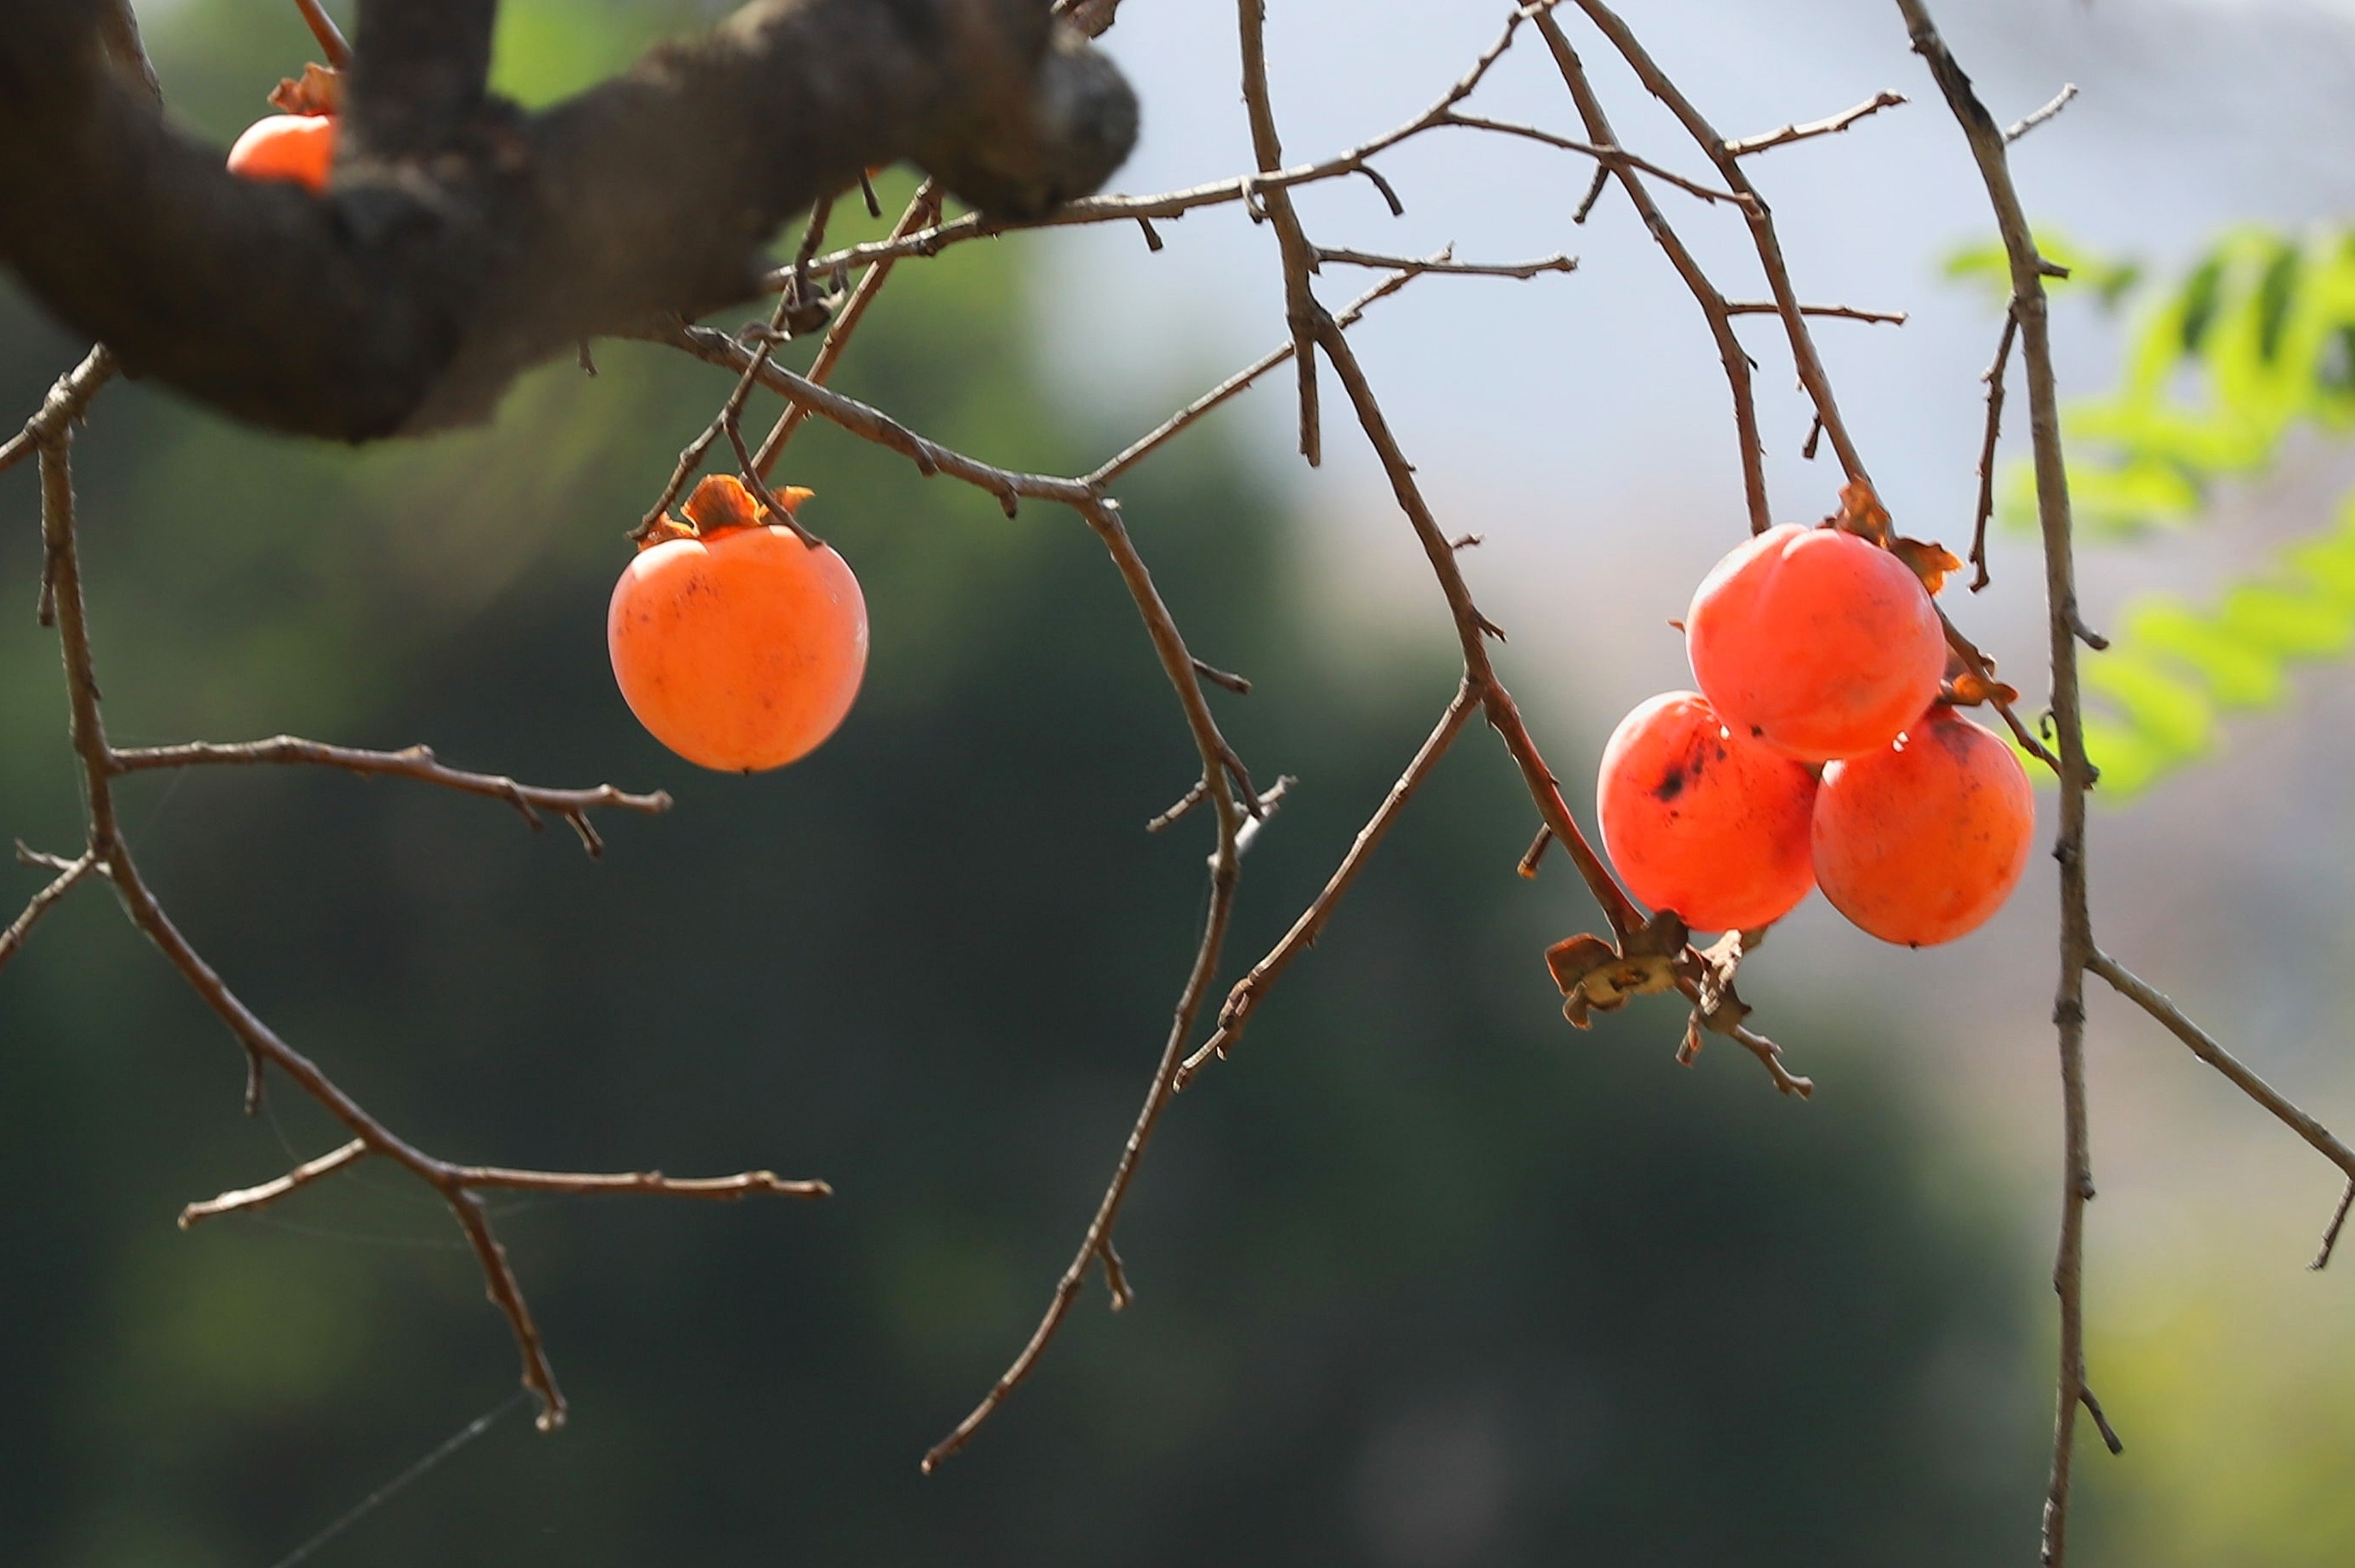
[
  {"x1": 1726, "y1": 302, "x2": 1907, "y2": 326},
  {"x1": 2315, "y1": 1180, "x2": 2354, "y2": 1271},
  {"x1": 1191, "y1": 656, "x2": 1253, "y2": 695},
  {"x1": 1572, "y1": 163, "x2": 1609, "y2": 223},
  {"x1": 653, "y1": 323, "x2": 1090, "y2": 517},
  {"x1": 179, "y1": 1137, "x2": 369, "y2": 1227},
  {"x1": 1311, "y1": 311, "x2": 1645, "y2": 939},
  {"x1": 633, "y1": 301, "x2": 799, "y2": 540},
  {"x1": 795, "y1": 1, "x2": 1543, "y2": 287},
  {"x1": 1177, "y1": 679, "x2": 1482, "y2": 1089},
  {"x1": 110, "y1": 737, "x2": 668, "y2": 856},
  {"x1": 1147, "y1": 776, "x2": 1211, "y2": 834},
  {"x1": 1565, "y1": 0, "x2": 1871, "y2": 490},
  {"x1": 756, "y1": 184, "x2": 945, "y2": 477},
  {"x1": 1518, "y1": 824, "x2": 1554, "y2": 878},
  {"x1": 290, "y1": 0, "x2": 353, "y2": 69},
  {"x1": 1725, "y1": 90, "x2": 1908, "y2": 155},
  {"x1": 2006, "y1": 83, "x2": 2078, "y2": 143},
  {"x1": 1895, "y1": 6, "x2": 2098, "y2": 1560},
  {"x1": 1437, "y1": 112, "x2": 1747, "y2": 206},
  {"x1": 1939, "y1": 607, "x2": 2062, "y2": 772},
  {"x1": 1090, "y1": 268, "x2": 1422, "y2": 485},
  {"x1": 1533, "y1": 13, "x2": 1770, "y2": 534},
  {"x1": 1313, "y1": 247, "x2": 1578, "y2": 280},
  {"x1": 19, "y1": 359, "x2": 820, "y2": 1435},
  {"x1": 2087, "y1": 951, "x2": 2355, "y2": 1190},
  {"x1": 0, "y1": 847, "x2": 98, "y2": 977},
  {"x1": 923, "y1": 494, "x2": 1252, "y2": 1471},
  {"x1": 2079, "y1": 1384, "x2": 2123, "y2": 1455},
  {"x1": 1971, "y1": 305, "x2": 2019, "y2": 593},
  {"x1": 1239, "y1": 0, "x2": 1327, "y2": 465},
  {"x1": 0, "y1": 343, "x2": 113, "y2": 478}
]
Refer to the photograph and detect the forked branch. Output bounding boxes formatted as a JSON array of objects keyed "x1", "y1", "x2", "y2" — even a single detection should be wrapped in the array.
[{"x1": 14, "y1": 360, "x2": 824, "y2": 1433}]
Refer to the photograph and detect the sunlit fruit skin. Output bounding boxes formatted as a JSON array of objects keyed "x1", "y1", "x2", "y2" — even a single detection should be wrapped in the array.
[
  {"x1": 1811, "y1": 705, "x2": 2035, "y2": 947},
  {"x1": 226, "y1": 114, "x2": 337, "y2": 194},
  {"x1": 607, "y1": 513, "x2": 867, "y2": 774},
  {"x1": 1597, "y1": 690, "x2": 1819, "y2": 933},
  {"x1": 1686, "y1": 522, "x2": 1948, "y2": 763}
]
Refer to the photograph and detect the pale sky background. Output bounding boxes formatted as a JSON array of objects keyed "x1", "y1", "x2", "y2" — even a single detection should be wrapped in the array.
[{"x1": 1039, "y1": 0, "x2": 2355, "y2": 1378}]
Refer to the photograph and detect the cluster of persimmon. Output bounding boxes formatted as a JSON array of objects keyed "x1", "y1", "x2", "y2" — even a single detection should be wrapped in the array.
[
  {"x1": 1597, "y1": 505, "x2": 2034, "y2": 948},
  {"x1": 608, "y1": 474, "x2": 870, "y2": 773}
]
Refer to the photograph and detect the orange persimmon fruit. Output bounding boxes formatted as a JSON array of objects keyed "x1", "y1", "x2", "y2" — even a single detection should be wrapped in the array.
[
  {"x1": 608, "y1": 475, "x2": 867, "y2": 773},
  {"x1": 226, "y1": 113, "x2": 338, "y2": 193},
  {"x1": 1686, "y1": 522, "x2": 1947, "y2": 763},
  {"x1": 1596, "y1": 690, "x2": 1818, "y2": 933},
  {"x1": 1810, "y1": 704, "x2": 2034, "y2": 947}
]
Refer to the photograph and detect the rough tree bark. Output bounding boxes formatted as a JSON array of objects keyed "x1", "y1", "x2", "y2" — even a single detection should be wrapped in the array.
[{"x1": 0, "y1": 0, "x2": 1135, "y2": 439}]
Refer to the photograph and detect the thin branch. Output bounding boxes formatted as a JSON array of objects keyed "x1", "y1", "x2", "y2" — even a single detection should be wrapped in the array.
[
  {"x1": 755, "y1": 183, "x2": 944, "y2": 477},
  {"x1": 1939, "y1": 607, "x2": 2062, "y2": 772},
  {"x1": 1190, "y1": 656, "x2": 1253, "y2": 695},
  {"x1": 634, "y1": 302, "x2": 799, "y2": 540},
  {"x1": 1725, "y1": 89, "x2": 1908, "y2": 155},
  {"x1": 1572, "y1": 163, "x2": 1609, "y2": 223},
  {"x1": 1729, "y1": 1022, "x2": 1814, "y2": 1098},
  {"x1": 1146, "y1": 776, "x2": 1211, "y2": 834},
  {"x1": 1090, "y1": 267, "x2": 1421, "y2": 485},
  {"x1": 1311, "y1": 311, "x2": 1645, "y2": 939},
  {"x1": 2079, "y1": 1384, "x2": 2124, "y2": 1455},
  {"x1": 2006, "y1": 83, "x2": 2078, "y2": 143},
  {"x1": 0, "y1": 344, "x2": 113, "y2": 478},
  {"x1": 179, "y1": 1137, "x2": 369, "y2": 1227},
  {"x1": 290, "y1": 0, "x2": 353, "y2": 69},
  {"x1": 794, "y1": 1, "x2": 1543, "y2": 286},
  {"x1": 110, "y1": 738, "x2": 668, "y2": 857},
  {"x1": 1313, "y1": 247, "x2": 1578, "y2": 280},
  {"x1": 1531, "y1": 11, "x2": 1769, "y2": 534},
  {"x1": 923, "y1": 494, "x2": 1251, "y2": 1471},
  {"x1": 1238, "y1": 0, "x2": 1326, "y2": 465},
  {"x1": 449, "y1": 1165, "x2": 830, "y2": 1199},
  {"x1": 1566, "y1": 0, "x2": 1871, "y2": 489},
  {"x1": 1971, "y1": 306, "x2": 2019, "y2": 593},
  {"x1": 1176, "y1": 678, "x2": 1480, "y2": 1089},
  {"x1": 2315, "y1": 1180, "x2": 2354, "y2": 1272},
  {"x1": 1726, "y1": 301, "x2": 1908, "y2": 326},
  {"x1": 1438, "y1": 112, "x2": 1747, "y2": 206},
  {"x1": 2087, "y1": 951, "x2": 2355, "y2": 1189},
  {"x1": 652, "y1": 323, "x2": 1091, "y2": 516},
  {"x1": 0, "y1": 847, "x2": 98, "y2": 978},
  {"x1": 21, "y1": 359, "x2": 820, "y2": 1435},
  {"x1": 1895, "y1": 7, "x2": 2098, "y2": 1562}
]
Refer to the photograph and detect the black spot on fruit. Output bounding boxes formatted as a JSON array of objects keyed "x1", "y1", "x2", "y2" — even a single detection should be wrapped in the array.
[{"x1": 1653, "y1": 766, "x2": 1688, "y2": 803}]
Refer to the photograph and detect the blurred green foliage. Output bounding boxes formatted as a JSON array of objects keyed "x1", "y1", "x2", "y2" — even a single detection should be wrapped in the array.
[
  {"x1": 1957, "y1": 225, "x2": 2355, "y2": 795},
  {"x1": 0, "y1": 3, "x2": 2048, "y2": 1562}
]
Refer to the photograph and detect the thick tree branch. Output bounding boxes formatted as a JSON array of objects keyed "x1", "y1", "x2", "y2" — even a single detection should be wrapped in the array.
[
  {"x1": 0, "y1": 0, "x2": 1135, "y2": 438},
  {"x1": 347, "y1": 0, "x2": 498, "y2": 158}
]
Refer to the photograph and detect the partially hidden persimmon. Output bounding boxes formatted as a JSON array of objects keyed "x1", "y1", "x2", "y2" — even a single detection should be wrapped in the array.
[
  {"x1": 226, "y1": 114, "x2": 338, "y2": 194},
  {"x1": 608, "y1": 475, "x2": 867, "y2": 773},
  {"x1": 1596, "y1": 690, "x2": 1818, "y2": 933},
  {"x1": 1811, "y1": 704, "x2": 2034, "y2": 947},
  {"x1": 1686, "y1": 522, "x2": 1947, "y2": 763}
]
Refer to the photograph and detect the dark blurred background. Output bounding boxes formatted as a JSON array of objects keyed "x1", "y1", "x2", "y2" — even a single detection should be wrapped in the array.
[{"x1": 0, "y1": 2, "x2": 2074, "y2": 1563}]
